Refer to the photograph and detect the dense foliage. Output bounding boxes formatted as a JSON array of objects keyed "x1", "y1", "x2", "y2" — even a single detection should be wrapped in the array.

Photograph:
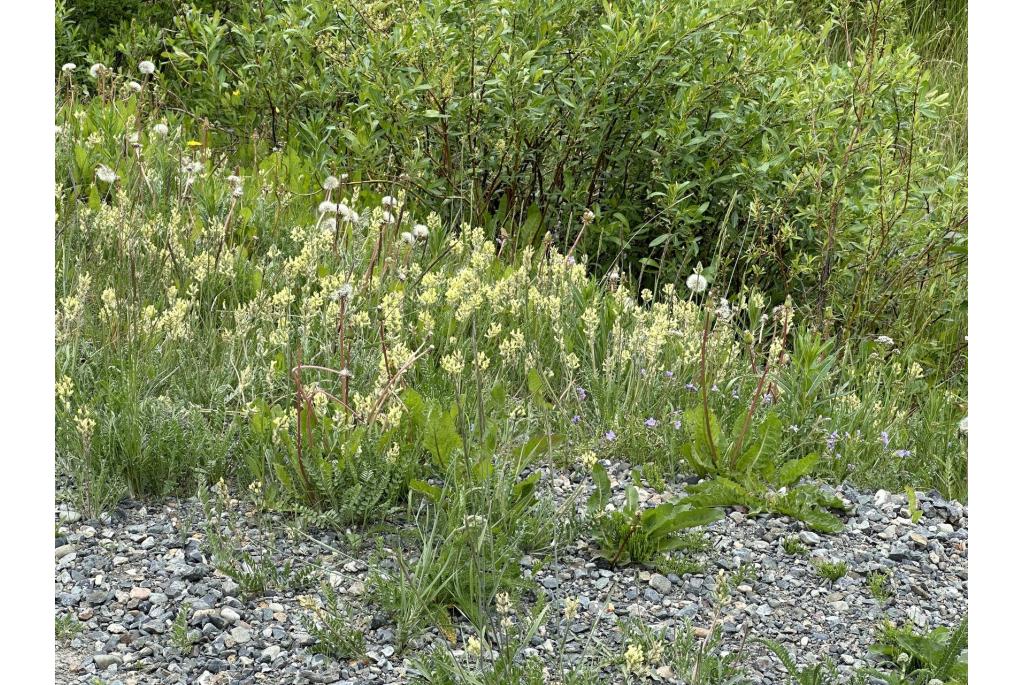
[
  {"x1": 59, "y1": 0, "x2": 966, "y2": 372},
  {"x1": 54, "y1": 1, "x2": 967, "y2": 680}
]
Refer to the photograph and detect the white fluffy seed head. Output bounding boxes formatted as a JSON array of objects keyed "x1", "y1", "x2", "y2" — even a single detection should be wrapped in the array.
[
  {"x1": 89, "y1": 63, "x2": 105, "y2": 78},
  {"x1": 400, "y1": 231, "x2": 415, "y2": 246},
  {"x1": 152, "y1": 123, "x2": 169, "y2": 137},
  {"x1": 128, "y1": 81, "x2": 142, "y2": 93},
  {"x1": 686, "y1": 273, "x2": 708, "y2": 293},
  {"x1": 340, "y1": 205, "x2": 359, "y2": 223},
  {"x1": 138, "y1": 60, "x2": 156, "y2": 75},
  {"x1": 412, "y1": 224, "x2": 429, "y2": 240},
  {"x1": 322, "y1": 175, "x2": 340, "y2": 191},
  {"x1": 381, "y1": 195, "x2": 399, "y2": 208},
  {"x1": 95, "y1": 165, "x2": 118, "y2": 183},
  {"x1": 62, "y1": 63, "x2": 76, "y2": 73},
  {"x1": 318, "y1": 200, "x2": 338, "y2": 215}
]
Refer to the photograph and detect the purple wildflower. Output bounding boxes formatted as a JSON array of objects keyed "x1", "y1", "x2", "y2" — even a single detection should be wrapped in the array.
[
  {"x1": 576, "y1": 387, "x2": 587, "y2": 402},
  {"x1": 762, "y1": 392, "x2": 774, "y2": 406},
  {"x1": 826, "y1": 431, "x2": 839, "y2": 453},
  {"x1": 673, "y1": 420, "x2": 682, "y2": 430},
  {"x1": 664, "y1": 370, "x2": 674, "y2": 378},
  {"x1": 685, "y1": 383, "x2": 698, "y2": 393},
  {"x1": 572, "y1": 415, "x2": 581, "y2": 425},
  {"x1": 644, "y1": 417, "x2": 658, "y2": 428},
  {"x1": 894, "y1": 449, "x2": 912, "y2": 458},
  {"x1": 604, "y1": 430, "x2": 617, "y2": 442},
  {"x1": 880, "y1": 431, "x2": 890, "y2": 448}
]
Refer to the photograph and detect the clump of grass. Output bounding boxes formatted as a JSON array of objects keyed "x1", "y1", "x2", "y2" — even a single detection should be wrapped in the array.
[
  {"x1": 301, "y1": 585, "x2": 367, "y2": 660},
  {"x1": 814, "y1": 560, "x2": 849, "y2": 583},
  {"x1": 783, "y1": 537, "x2": 809, "y2": 556},
  {"x1": 867, "y1": 570, "x2": 892, "y2": 603},
  {"x1": 55, "y1": 612, "x2": 82, "y2": 642}
]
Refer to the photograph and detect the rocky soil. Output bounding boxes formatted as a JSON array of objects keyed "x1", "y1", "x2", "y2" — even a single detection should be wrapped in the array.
[{"x1": 55, "y1": 467, "x2": 967, "y2": 684}]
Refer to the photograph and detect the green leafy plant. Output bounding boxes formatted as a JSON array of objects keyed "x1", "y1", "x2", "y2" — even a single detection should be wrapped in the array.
[
  {"x1": 170, "y1": 603, "x2": 194, "y2": 653},
  {"x1": 867, "y1": 619, "x2": 968, "y2": 685},
  {"x1": 588, "y1": 463, "x2": 723, "y2": 566},
  {"x1": 680, "y1": 302, "x2": 847, "y2": 533},
  {"x1": 55, "y1": 612, "x2": 82, "y2": 643},
  {"x1": 906, "y1": 487, "x2": 924, "y2": 524},
  {"x1": 757, "y1": 639, "x2": 841, "y2": 685}
]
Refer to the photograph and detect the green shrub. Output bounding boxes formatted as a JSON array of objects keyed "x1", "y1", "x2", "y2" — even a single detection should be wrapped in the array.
[{"x1": 135, "y1": 1, "x2": 966, "y2": 371}]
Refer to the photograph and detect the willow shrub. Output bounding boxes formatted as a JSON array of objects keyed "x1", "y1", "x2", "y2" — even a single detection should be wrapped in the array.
[{"x1": 69, "y1": 0, "x2": 965, "y2": 379}]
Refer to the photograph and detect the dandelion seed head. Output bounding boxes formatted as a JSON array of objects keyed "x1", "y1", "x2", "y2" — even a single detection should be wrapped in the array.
[
  {"x1": 128, "y1": 81, "x2": 142, "y2": 93},
  {"x1": 318, "y1": 200, "x2": 338, "y2": 215},
  {"x1": 400, "y1": 231, "x2": 415, "y2": 246},
  {"x1": 340, "y1": 205, "x2": 359, "y2": 223},
  {"x1": 322, "y1": 175, "x2": 340, "y2": 191},
  {"x1": 95, "y1": 164, "x2": 118, "y2": 183},
  {"x1": 138, "y1": 60, "x2": 156, "y2": 75},
  {"x1": 89, "y1": 63, "x2": 106, "y2": 78},
  {"x1": 686, "y1": 272, "x2": 708, "y2": 293},
  {"x1": 62, "y1": 63, "x2": 76, "y2": 73},
  {"x1": 381, "y1": 195, "x2": 399, "y2": 208},
  {"x1": 152, "y1": 123, "x2": 169, "y2": 137},
  {"x1": 412, "y1": 224, "x2": 429, "y2": 240}
]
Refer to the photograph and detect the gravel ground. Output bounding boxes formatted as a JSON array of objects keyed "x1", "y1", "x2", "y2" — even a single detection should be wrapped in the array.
[{"x1": 54, "y1": 467, "x2": 967, "y2": 684}]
